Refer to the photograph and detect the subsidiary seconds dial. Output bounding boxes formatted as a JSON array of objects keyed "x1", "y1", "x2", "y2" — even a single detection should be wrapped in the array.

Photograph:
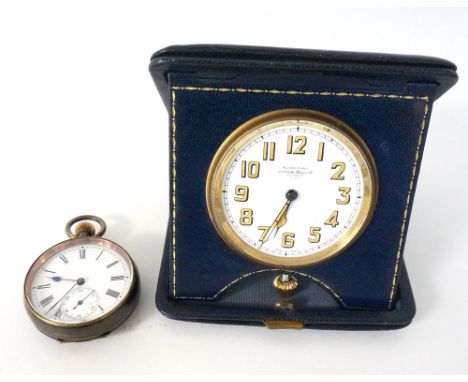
[{"x1": 206, "y1": 109, "x2": 378, "y2": 267}]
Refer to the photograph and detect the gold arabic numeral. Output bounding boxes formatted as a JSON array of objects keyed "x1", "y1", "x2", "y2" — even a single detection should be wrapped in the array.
[
  {"x1": 336, "y1": 186, "x2": 351, "y2": 205},
  {"x1": 331, "y1": 161, "x2": 345, "y2": 180},
  {"x1": 257, "y1": 226, "x2": 270, "y2": 242},
  {"x1": 295, "y1": 136, "x2": 307, "y2": 154},
  {"x1": 262, "y1": 142, "x2": 276, "y2": 161},
  {"x1": 241, "y1": 160, "x2": 260, "y2": 178},
  {"x1": 234, "y1": 185, "x2": 249, "y2": 202},
  {"x1": 240, "y1": 208, "x2": 253, "y2": 226},
  {"x1": 317, "y1": 142, "x2": 325, "y2": 161},
  {"x1": 286, "y1": 135, "x2": 307, "y2": 154},
  {"x1": 308, "y1": 226, "x2": 321, "y2": 243},
  {"x1": 281, "y1": 232, "x2": 295, "y2": 248},
  {"x1": 324, "y1": 210, "x2": 339, "y2": 228}
]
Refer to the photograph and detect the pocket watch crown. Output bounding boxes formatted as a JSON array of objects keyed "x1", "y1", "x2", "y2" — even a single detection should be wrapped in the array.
[{"x1": 75, "y1": 222, "x2": 96, "y2": 237}]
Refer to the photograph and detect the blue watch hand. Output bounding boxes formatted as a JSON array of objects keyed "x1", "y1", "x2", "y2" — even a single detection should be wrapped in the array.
[{"x1": 49, "y1": 276, "x2": 78, "y2": 282}]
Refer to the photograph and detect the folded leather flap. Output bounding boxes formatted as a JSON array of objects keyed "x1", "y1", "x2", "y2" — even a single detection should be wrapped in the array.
[
  {"x1": 152, "y1": 44, "x2": 456, "y2": 70},
  {"x1": 150, "y1": 44, "x2": 458, "y2": 107}
]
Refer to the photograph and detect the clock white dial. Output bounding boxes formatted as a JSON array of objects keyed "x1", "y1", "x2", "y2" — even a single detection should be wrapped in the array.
[
  {"x1": 206, "y1": 110, "x2": 377, "y2": 267},
  {"x1": 28, "y1": 244, "x2": 132, "y2": 324}
]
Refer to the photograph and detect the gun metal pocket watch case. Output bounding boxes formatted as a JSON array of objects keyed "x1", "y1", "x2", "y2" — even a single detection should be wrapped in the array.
[{"x1": 24, "y1": 215, "x2": 139, "y2": 341}]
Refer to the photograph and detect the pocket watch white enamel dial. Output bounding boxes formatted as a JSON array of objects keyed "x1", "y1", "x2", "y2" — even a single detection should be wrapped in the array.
[
  {"x1": 206, "y1": 109, "x2": 378, "y2": 267},
  {"x1": 24, "y1": 215, "x2": 139, "y2": 341}
]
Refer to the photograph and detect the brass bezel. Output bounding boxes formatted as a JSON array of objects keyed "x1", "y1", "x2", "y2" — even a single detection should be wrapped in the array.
[
  {"x1": 24, "y1": 237, "x2": 137, "y2": 330},
  {"x1": 206, "y1": 109, "x2": 378, "y2": 267}
]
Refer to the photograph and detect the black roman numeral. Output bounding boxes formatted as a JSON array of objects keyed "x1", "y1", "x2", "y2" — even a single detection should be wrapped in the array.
[
  {"x1": 36, "y1": 284, "x2": 51, "y2": 289},
  {"x1": 111, "y1": 275, "x2": 125, "y2": 281},
  {"x1": 59, "y1": 254, "x2": 69, "y2": 264},
  {"x1": 79, "y1": 247, "x2": 86, "y2": 259},
  {"x1": 105, "y1": 289, "x2": 120, "y2": 298},
  {"x1": 40, "y1": 295, "x2": 54, "y2": 307}
]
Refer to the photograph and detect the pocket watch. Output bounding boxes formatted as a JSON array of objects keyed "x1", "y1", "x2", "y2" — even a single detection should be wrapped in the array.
[
  {"x1": 206, "y1": 109, "x2": 378, "y2": 268},
  {"x1": 24, "y1": 215, "x2": 139, "y2": 342}
]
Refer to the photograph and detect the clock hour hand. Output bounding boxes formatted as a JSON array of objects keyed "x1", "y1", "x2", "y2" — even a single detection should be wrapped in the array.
[
  {"x1": 274, "y1": 202, "x2": 292, "y2": 233},
  {"x1": 260, "y1": 189, "x2": 298, "y2": 244},
  {"x1": 48, "y1": 276, "x2": 79, "y2": 282},
  {"x1": 267, "y1": 201, "x2": 290, "y2": 241}
]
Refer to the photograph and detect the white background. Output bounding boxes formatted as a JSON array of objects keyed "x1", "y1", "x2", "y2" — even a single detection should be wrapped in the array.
[{"x1": 0, "y1": 2, "x2": 467, "y2": 374}]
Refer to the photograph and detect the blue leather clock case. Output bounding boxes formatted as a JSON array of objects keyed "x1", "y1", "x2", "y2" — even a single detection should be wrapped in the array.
[{"x1": 150, "y1": 45, "x2": 457, "y2": 329}]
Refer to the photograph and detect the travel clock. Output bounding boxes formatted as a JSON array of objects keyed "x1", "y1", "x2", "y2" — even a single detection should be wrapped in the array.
[
  {"x1": 24, "y1": 215, "x2": 139, "y2": 341},
  {"x1": 151, "y1": 45, "x2": 457, "y2": 329}
]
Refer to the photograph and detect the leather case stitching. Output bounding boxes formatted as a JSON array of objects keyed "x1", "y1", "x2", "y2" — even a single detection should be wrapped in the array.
[
  {"x1": 170, "y1": 86, "x2": 429, "y2": 309},
  {"x1": 176, "y1": 269, "x2": 346, "y2": 308}
]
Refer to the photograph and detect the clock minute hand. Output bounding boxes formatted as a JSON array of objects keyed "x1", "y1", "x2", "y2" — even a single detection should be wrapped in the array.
[
  {"x1": 46, "y1": 277, "x2": 85, "y2": 314},
  {"x1": 46, "y1": 282, "x2": 78, "y2": 314},
  {"x1": 275, "y1": 201, "x2": 291, "y2": 229}
]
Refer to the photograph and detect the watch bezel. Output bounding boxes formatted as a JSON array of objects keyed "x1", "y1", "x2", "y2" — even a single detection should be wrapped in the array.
[
  {"x1": 205, "y1": 108, "x2": 379, "y2": 267},
  {"x1": 24, "y1": 237, "x2": 137, "y2": 329}
]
